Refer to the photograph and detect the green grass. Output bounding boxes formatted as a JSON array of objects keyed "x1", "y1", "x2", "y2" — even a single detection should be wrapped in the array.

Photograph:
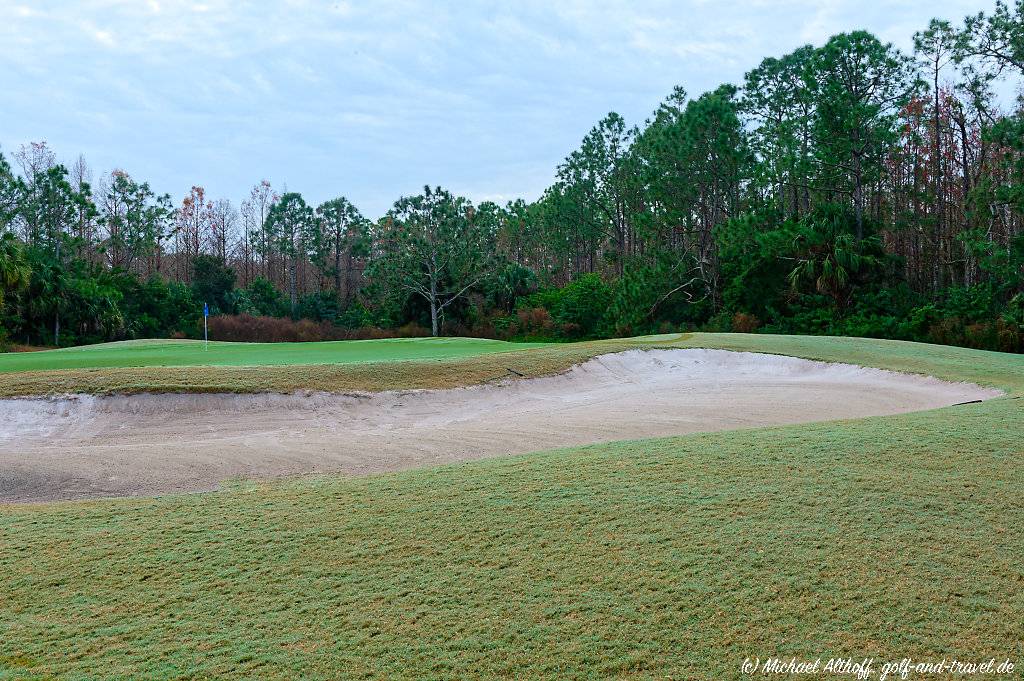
[
  {"x1": 0, "y1": 337, "x2": 550, "y2": 373},
  {"x1": 2, "y1": 334, "x2": 1023, "y2": 679},
  {"x1": 0, "y1": 338, "x2": 634, "y2": 397}
]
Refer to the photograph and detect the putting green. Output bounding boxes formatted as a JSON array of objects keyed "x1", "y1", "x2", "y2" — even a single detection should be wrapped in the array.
[{"x1": 0, "y1": 337, "x2": 550, "y2": 374}]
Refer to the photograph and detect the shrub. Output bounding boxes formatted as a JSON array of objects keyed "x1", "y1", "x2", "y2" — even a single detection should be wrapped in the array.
[
  {"x1": 515, "y1": 307, "x2": 554, "y2": 335},
  {"x1": 396, "y1": 322, "x2": 430, "y2": 338},
  {"x1": 516, "y1": 274, "x2": 612, "y2": 339},
  {"x1": 996, "y1": 319, "x2": 1023, "y2": 353},
  {"x1": 336, "y1": 303, "x2": 374, "y2": 330},
  {"x1": 702, "y1": 311, "x2": 734, "y2": 333},
  {"x1": 237, "y1": 278, "x2": 287, "y2": 318},
  {"x1": 191, "y1": 255, "x2": 237, "y2": 315},
  {"x1": 297, "y1": 292, "x2": 341, "y2": 322},
  {"x1": 205, "y1": 315, "x2": 405, "y2": 343},
  {"x1": 731, "y1": 312, "x2": 761, "y2": 333}
]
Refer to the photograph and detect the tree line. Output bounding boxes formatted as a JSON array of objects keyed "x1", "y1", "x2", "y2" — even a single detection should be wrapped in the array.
[{"x1": 1, "y1": 2, "x2": 1023, "y2": 351}]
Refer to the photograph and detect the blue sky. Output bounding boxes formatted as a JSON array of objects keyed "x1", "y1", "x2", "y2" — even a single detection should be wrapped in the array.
[{"x1": 0, "y1": 0, "x2": 1003, "y2": 217}]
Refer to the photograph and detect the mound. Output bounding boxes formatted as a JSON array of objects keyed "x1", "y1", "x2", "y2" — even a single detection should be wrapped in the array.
[{"x1": 0, "y1": 349, "x2": 1000, "y2": 502}]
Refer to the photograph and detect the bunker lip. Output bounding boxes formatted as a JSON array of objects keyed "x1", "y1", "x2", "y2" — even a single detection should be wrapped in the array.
[{"x1": 0, "y1": 349, "x2": 1002, "y2": 504}]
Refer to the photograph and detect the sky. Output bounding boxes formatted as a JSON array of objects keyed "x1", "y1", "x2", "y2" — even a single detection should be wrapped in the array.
[{"x1": 0, "y1": 0, "x2": 1006, "y2": 218}]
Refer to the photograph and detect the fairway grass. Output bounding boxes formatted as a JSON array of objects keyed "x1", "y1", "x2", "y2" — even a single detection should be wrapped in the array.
[{"x1": 1, "y1": 334, "x2": 1023, "y2": 679}]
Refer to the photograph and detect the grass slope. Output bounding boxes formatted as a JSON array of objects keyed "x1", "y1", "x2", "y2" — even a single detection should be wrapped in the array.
[
  {"x1": 2, "y1": 335, "x2": 1023, "y2": 679},
  {"x1": 0, "y1": 336, "x2": 566, "y2": 397},
  {"x1": 0, "y1": 332, "x2": 1020, "y2": 397},
  {"x1": 0, "y1": 339, "x2": 633, "y2": 398}
]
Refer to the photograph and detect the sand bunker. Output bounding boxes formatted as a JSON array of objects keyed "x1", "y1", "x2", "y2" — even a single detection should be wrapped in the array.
[{"x1": 0, "y1": 349, "x2": 1001, "y2": 502}]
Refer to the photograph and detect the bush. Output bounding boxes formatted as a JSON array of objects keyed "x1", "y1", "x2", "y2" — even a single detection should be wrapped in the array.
[
  {"x1": 731, "y1": 312, "x2": 761, "y2": 333},
  {"x1": 396, "y1": 322, "x2": 430, "y2": 338},
  {"x1": 511, "y1": 307, "x2": 554, "y2": 338},
  {"x1": 702, "y1": 311, "x2": 734, "y2": 333},
  {"x1": 236, "y1": 278, "x2": 287, "y2": 318},
  {"x1": 120, "y1": 277, "x2": 197, "y2": 339},
  {"x1": 516, "y1": 274, "x2": 612, "y2": 339},
  {"x1": 929, "y1": 318, "x2": 1023, "y2": 353},
  {"x1": 336, "y1": 303, "x2": 374, "y2": 330},
  {"x1": 297, "y1": 292, "x2": 341, "y2": 322},
  {"x1": 486, "y1": 263, "x2": 538, "y2": 313},
  {"x1": 191, "y1": 255, "x2": 237, "y2": 315}
]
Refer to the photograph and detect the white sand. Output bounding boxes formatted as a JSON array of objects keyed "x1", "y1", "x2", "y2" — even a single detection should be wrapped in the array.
[{"x1": 0, "y1": 349, "x2": 1001, "y2": 502}]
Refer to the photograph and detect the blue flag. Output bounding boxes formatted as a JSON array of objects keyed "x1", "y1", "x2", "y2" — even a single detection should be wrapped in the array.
[{"x1": 203, "y1": 302, "x2": 209, "y2": 317}]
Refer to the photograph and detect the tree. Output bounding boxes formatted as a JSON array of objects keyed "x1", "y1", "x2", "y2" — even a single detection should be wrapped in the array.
[
  {"x1": 18, "y1": 165, "x2": 87, "y2": 255},
  {"x1": 17, "y1": 165, "x2": 93, "y2": 344},
  {"x1": 0, "y1": 232, "x2": 30, "y2": 312},
  {"x1": 175, "y1": 186, "x2": 212, "y2": 283},
  {"x1": 67, "y1": 155, "x2": 99, "y2": 258},
  {"x1": 312, "y1": 197, "x2": 366, "y2": 306},
  {"x1": 208, "y1": 198, "x2": 238, "y2": 264},
  {"x1": 58, "y1": 263, "x2": 126, "y2": 343},
  {"x1": 191, "y1": 254, "x2": 237, "y2": 315},
  {"x1": 808, "y1": 32, "x2": 919, "y2": 239},
  {"x1": 240, "y1": 277, "x2": 286, "y2": 317},
  {"x1": 742, "y1": 46, "x2": 816, "y2": 216},
  {"x1": 24, "y1": 257, "x2": 71, "y2": 346},
  {"x1": 265, "y1": 192, "x2": 312, "y2": 316},
  {"x1": 99, "y1": 171, "x2": 171, "y2": 275},
  {"x1": 786, "y1": 207, "x2": 886, "y2": 309},
  {"x1": 12, "y1": 141, "x2": 55, "y2": 182},
  {"x1": 956, "y1": 0, "x2": 1024, "y2": 77},
  {"x1": 642, "y1": 85, "x2": 750, "y2": 307},
  {"x1": 242, "y1": 180, "x2": 277, "y2": 284},
  {"x1": 557, "y1": 113, "x2": 640, "y2": 276},
  {"x1": 368, "y1": 186, "x2": 498, "y2": 336},
  {"x1": 915, "y1": 20, "x2": 958, "y2": 254},
  {"x1": 0, "y1": 150, "x2": 21, "y2": 230}
]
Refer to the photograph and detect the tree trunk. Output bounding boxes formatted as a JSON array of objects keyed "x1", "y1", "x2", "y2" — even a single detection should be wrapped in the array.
[
  {"x1": 334, "y1": 236, "x2": 343, "y2": 307},
  {"x1": 933, "y1": 68, "x2": 944, "y2": 292},
  {"x1": 289, "y1": 257, "x2": 297, "y2": 317},
  {"x1": 429, "y1": 275, "x2": 439, "y2": 336},
  {"x1": 853, "y1": 154, "x2": 864, "y2": 241},
  {"x1": 343, "y1": 248, "x2": 353, "y2": 304},
  {"x1": 54, "y1": 232, "x2": 62, "y2": 346}
]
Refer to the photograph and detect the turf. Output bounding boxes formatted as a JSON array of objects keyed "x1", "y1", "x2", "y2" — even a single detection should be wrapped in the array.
[
  {"x1": 0, "y1": 338, "x2": 636, "y2": 397},
  {"x1": 1, "y1": 334, "x2": 1023, "y2": 679},
  {"x1": 0, "y1": 337, "x2": 550, "y2": 373}
]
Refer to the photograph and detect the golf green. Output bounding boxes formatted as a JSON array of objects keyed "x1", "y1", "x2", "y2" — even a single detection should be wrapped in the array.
[{"x1": 0, "y1": 337, "x2": 550, "y2": 374}]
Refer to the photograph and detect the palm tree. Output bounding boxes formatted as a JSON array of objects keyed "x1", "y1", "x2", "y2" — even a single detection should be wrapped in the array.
[
  {"x1": 0, "y1": 231, "x2": 30, "y2": 309},
  {"x1": 787, "y1": 219, "x2": 883, "y2": 308}
]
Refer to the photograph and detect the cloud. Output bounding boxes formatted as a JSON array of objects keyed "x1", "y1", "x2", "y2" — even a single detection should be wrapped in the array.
[
  {"x1": 0, "y1": 0, "x2": 999, "y2": 216},
  {"x1": 92, "y1": 28, "x2": 116, "y2": 47}
]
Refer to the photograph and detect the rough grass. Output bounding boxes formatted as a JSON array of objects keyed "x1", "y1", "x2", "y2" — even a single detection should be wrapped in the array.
[{"x1": 1, "y1": 334, "x2": 1023, "y2": 679}]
